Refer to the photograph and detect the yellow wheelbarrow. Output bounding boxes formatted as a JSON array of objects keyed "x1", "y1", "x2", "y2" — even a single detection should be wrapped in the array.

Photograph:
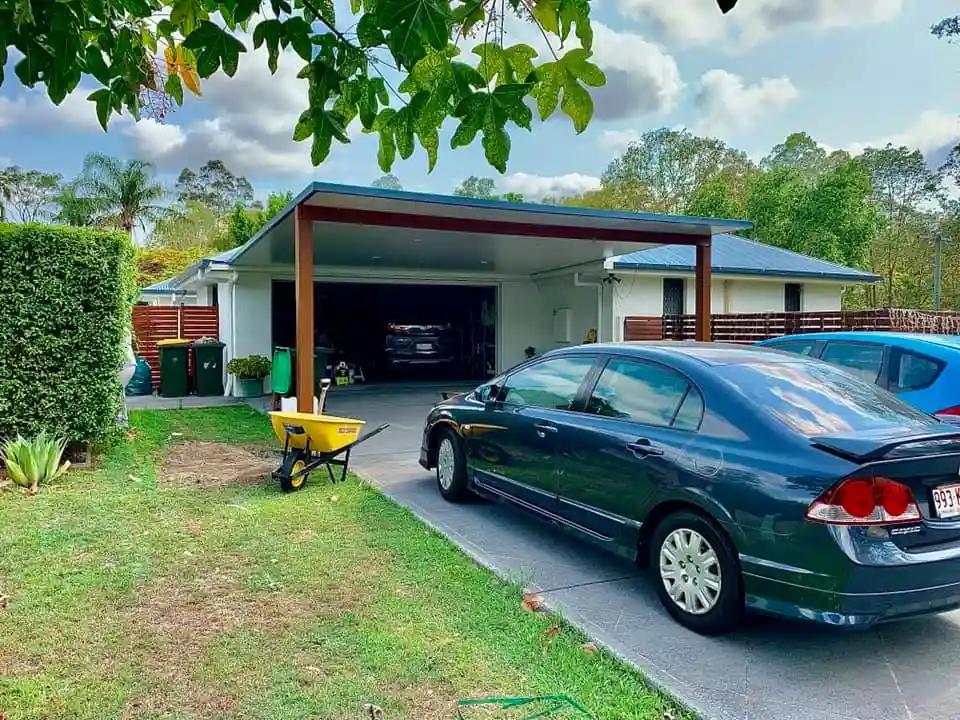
[{"x1": 268, "y1": 406, "x2": 389, "y2": 493}]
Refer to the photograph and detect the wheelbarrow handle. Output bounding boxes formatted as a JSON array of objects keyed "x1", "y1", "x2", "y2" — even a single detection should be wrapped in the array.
[{"x1": 355, "y1": 423, "x2": 390, "y2": 445}]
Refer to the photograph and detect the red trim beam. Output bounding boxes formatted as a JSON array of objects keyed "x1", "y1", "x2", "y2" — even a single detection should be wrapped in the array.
[{"x1": 300, "y1": 204, "x2": 712, "y2": 246}]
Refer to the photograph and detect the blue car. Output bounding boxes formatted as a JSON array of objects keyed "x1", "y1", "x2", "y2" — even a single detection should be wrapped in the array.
[
  {"x1": 757, "y1": 332, "x2": 960, "y2": 421},
  {"x1": 419, "y1": 342, "x2": 960, "y2": 634}
]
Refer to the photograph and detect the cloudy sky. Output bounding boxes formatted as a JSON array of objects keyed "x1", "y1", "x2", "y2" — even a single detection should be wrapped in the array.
[{"x1": 0, "y1": 0, "x2": 957, "y2": 201}]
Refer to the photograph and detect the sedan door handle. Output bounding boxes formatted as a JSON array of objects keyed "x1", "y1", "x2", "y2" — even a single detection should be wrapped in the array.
[
  {"x1": 534, "y1": 422, "x2": 558, "y2": 438},
  {"x1": 626, "y1": 439, "x2": 664, "y2": 457}
]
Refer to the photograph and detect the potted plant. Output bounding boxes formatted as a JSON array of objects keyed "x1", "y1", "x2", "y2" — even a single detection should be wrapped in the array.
[{"x1": 226, "y1": 355, "x2": 271, "y2": 397}]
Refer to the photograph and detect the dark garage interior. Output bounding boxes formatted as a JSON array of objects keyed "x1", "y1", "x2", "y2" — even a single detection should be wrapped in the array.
[{"x1": 271, "y1": 281, "x2": 496, "y2": 383}]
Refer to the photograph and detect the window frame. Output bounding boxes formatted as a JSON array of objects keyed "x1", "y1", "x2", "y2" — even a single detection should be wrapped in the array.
[
  {"x1": 886, "y1": 346, "x2": 945, "y2": 394},
  {"x1": 784, "y1": 283, "x2": 803, "y2": 312},
  {"x1": 497, "y1": 353, "x2": 602, "y2": 414},
  {"x1": 662, "y1": 278, "x2": 686, "y2": 315},
  {"x1": 580, "y1": 354, "x2": 705, "y2": 433},
  {"x1": 819, "y1": 340, "x2": 889, "y2": 387}
]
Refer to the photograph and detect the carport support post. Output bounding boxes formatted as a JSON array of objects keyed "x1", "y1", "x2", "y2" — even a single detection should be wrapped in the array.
[
  {"x1": 295, "y1": 204, "x2": 315, "y2": 413},
  {"x1": 695, "y1": 241, "x2": 712, "y2": 341}
]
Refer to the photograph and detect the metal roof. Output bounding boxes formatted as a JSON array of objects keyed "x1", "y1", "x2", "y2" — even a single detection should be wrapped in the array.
[
  {"x1": 141, "y1": 278, "x2": 195, "y2": 294},
  {"x1": 612, "y1": 233, "x2": 880, "y2": 282}
]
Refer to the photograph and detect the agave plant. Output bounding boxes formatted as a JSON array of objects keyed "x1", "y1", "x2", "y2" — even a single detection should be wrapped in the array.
[{"x1": 1, "y1": 431, "x2": 71, "y2": 495}]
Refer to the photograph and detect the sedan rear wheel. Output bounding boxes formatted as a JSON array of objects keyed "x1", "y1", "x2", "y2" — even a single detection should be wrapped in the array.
[{"x1": 649, "y1": 510, "x2": 743, "y2": 635}]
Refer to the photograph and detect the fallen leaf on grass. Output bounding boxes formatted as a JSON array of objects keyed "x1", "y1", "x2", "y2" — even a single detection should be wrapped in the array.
[
  {"x1": 330, "y1": 494, "x2": 339, "y2": 502},
  {"x1": 0, "y1": 593, "x2": 8, "y2": 609},
  {"x1": 521, "y1": 591, "x2": 544, "y2": 612},
  {"x1": 581, "y1": 642, "x2": 598, "y2": 655},
  {"x1": 363, "y1": 703, "x2": 384, "y2": 718}
]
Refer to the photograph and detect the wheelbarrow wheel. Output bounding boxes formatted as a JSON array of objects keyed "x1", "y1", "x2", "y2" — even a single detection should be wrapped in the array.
[{"x1": 279, "y1": 450, "x2": 309, "y2": 493}]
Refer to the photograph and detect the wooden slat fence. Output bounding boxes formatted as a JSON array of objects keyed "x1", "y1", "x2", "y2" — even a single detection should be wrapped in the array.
[
  {"x1": 624, "y1": 308, "x2": 960, "y2": 344},
  {"x1": 132, "y1": 306, "x2": 220, "y2": 389}
]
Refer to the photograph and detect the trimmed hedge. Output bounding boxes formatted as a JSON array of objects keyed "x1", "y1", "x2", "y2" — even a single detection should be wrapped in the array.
[{"x1": 0, "y1": 223, "x2": 137, "y2": 443}]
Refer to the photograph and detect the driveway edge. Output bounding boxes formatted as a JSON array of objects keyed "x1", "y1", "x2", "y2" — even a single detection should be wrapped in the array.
[{"x1": 370, "y1": 479, "x2": 730, "y2": 720}]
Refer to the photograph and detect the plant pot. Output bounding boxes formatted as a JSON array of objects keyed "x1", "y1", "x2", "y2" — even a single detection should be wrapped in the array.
[{"x1": 235, "y1": 377, "x2": 264, "y2": 398}]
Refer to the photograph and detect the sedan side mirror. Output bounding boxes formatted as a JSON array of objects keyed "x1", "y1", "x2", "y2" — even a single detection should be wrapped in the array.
[{"x1": 476, "y1": 383, "x2": 499, "y2": 404}]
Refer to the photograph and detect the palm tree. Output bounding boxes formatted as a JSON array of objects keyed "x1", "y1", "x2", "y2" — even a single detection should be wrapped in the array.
[{"x1": 75, "y1": 153, "x2": 167, "y2": 234}]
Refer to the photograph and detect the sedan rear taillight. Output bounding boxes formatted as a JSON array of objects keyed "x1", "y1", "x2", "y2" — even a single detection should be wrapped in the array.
[
  {"x1": 936, "y1": 405, "x2": 960, "y2": 417},
  {"x1": 806, "y1": 476, "x2": 921, "y2": 526}
]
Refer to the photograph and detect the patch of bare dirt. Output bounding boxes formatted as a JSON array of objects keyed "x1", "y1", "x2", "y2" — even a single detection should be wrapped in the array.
[{"x1": 160, "y1": 441, "x2": 276, "y2": 489}]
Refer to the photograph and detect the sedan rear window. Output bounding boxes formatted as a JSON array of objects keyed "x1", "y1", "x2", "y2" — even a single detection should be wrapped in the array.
[{"x1": 717, "y1": 360, "x2": 939, "y2": 437}]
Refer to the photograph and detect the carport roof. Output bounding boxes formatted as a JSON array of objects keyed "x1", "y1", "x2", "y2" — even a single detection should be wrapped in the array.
[{"x1": 174, "y1": 182, "x2": 752, "y2": 282}]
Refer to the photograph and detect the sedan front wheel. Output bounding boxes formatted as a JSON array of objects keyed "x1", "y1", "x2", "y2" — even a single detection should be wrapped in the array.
[
  {"x1": 649, "y1": 510, "x2": 743, "y2": 635},
  {"x1": 436, "y1": 427, "x2": 470, "y2": 502}
]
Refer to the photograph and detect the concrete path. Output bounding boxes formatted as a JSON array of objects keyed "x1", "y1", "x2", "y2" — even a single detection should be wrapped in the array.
[{"x1": 319, "y1": 385, "x2": 960, "y2": 720}]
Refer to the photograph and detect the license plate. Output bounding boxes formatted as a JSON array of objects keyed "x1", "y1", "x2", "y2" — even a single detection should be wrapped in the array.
[
  {"x1": 932, "y1": 483, "x2": 960, "y2": 518},
  {"x1": 416, "y1": 343, "x2": 432, "y2": 351}
]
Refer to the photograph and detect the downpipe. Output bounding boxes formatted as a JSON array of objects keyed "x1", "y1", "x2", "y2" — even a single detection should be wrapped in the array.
[{"x1": 224, "y1": 272, "x2": 239, "y2": 397}]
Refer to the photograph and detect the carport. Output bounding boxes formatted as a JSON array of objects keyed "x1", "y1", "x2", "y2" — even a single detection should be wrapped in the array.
[{"x1": 218, "y1": 182, "x2": 752, "y2": 411}]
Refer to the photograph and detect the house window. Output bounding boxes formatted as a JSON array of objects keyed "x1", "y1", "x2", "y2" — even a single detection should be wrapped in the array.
[
  {"x1": 210, "y1": 284, "x2": 219, "y2": 307},
  {"x1": 663, "y1": 278, "x2": 685, "y2": 315},
  {"x1": 785, "y1": 283, "x2": 802, "y2": 312}
]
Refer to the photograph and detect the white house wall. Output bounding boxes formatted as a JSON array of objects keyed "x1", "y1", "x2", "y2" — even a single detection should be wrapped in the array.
[
  {"x1": 535, "y1": 275, "x2": 599, "y2": 351},
  {"x1": 723, "y1": 279, "x2": 786, "y2": 313},
  {"x1": 802, "y1": 283, "x2": 842, "y2": 311},
  {"x1": 499, "y1": 281, "x2": 541, "y2": 371}
]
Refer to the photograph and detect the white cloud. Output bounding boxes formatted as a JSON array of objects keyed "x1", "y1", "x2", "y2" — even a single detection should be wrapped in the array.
[
  {"x1": 500, "y1": 172, "x2": 601, "y2": 199},
  {"x1": 844, "y1": 110, "x2": 960, "y2": 157},
  {"x1": 0, "y1": 87, "x2": 107, "y2": 133},
  {"x1": 598, "y1": 129, "x2": 642, "y2": 155},
  {"x1": 693, "y1": 69, "x2": 798, "y2": 137},
  {"x1": 122, "y1": 32, "x2": 318, "y2": 178},
  {"x1": 617, "y1": 0, "x2": 904, "y2": 47}
]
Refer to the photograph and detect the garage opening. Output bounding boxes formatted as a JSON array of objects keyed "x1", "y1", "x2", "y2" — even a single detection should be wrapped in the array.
[{"x1": 272, "y1": 281, "x2": 496, "y2": 383}]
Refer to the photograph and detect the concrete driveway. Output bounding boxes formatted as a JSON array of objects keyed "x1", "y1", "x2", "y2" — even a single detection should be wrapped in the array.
[{"x1": 323, "y1": 384, "x2": 960, "y2": 720}]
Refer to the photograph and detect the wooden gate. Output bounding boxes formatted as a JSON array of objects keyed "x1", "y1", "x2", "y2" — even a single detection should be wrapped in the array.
[{"x1": 132, "y1": 306, "x2": 220, "y2": 389}]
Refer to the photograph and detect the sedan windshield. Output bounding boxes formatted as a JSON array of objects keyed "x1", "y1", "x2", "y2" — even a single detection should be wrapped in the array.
[{"x1": 716, "y1": 359, "x2": 940, "y2": 438}]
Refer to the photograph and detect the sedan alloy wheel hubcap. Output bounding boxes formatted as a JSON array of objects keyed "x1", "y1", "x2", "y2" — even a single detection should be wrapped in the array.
[
  {"x1": 659, "y1": 528, "x2": 722, "y2": 615},
  {"x1": 437, "y1": 438, "x2": 456, "y2": 490}
]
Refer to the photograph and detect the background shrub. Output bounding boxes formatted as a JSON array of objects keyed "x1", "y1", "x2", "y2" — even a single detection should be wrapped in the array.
[{"x1": 0, "y1": 223, "x2": 137, "y2": 443}]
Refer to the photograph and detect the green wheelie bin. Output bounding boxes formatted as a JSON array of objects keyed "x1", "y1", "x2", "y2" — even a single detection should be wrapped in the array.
[
  {"x1": 192, "y1": 340, "x2": 226, "y2": 396},
  {"x1": 157, "y1": 338, "x2": 191, "y2": 397}
]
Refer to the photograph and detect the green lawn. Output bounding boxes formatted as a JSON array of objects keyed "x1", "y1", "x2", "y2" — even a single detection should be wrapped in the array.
[{"x1": 0, "y1": 407, "x2": 684, "y2": 719}]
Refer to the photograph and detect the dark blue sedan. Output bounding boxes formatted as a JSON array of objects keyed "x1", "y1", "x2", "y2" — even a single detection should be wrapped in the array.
[{"x1": 419, "y1": 342, "x2": 960, "y2": 635}]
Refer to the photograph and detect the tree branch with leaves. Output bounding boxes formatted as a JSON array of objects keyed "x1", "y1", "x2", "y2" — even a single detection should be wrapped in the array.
[{"x1": 0, "y1": 0, "x2": 738, "y2": 174}]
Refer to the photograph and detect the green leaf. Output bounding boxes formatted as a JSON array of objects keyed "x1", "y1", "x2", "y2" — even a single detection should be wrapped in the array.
[
  {"x1": 560, "y1": 75, "x2": 591, "y2": 132},
  {"x1": 170, "y1": 0, "x2": 207, "y2": 35},
  {"x1": 417, "y1": 126, "x2": 439, "y2": 171},
  {"x1": 356, "y1": 14, "x2": 385, "y2": 47},
  {"x1": 559, "y1": 0, "x2": 592, "y2": 49},
  {"x1": 451, "y1": 0, "x2": 484, "y2": 37},
  {"x1": 561, "y1": 48, "x2": 605, "y2": 87},
  {"x1": 474, "y1": 43, "x2": 537, "y2": 86},
  {"x1": 450, "y1": 86, "x2": 531, "y2": 173},
  {"x1": 350, "y1": 0, "x2": 362, "y2": 12},
  {"x1": 293, "y1": 110, "x2": 313, "y2": 142},
  {"x1": 283, "y1": 16, "x2": 313, "y2": 61},
  {"x1": 529, "y1": 49, "x2": 604, "y2": 131},
  {"x1": 377, "y1": 0, "x2": 452, "y2": 70},
  {"x1": 182, "y1": 21, "x2": 247, "y2": 77},
  {"x1": 87, "y1": 88, "x2": 114, "y2": 131},
  {"x1": 164, "y1": 72, "x2": 184, "y2": 105},
  {"x1": 234, "y1": 0, "x2": 263, "y2": 23},
  {"x1": 84, "y1": 46, "x2": 111, "y2": 85},
  {"x1": 253, "y1": 18, "x2": 283, "y2": 73},
  {"x1": 531, "y1": 0, "x2": 560, "y2": 35}
]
